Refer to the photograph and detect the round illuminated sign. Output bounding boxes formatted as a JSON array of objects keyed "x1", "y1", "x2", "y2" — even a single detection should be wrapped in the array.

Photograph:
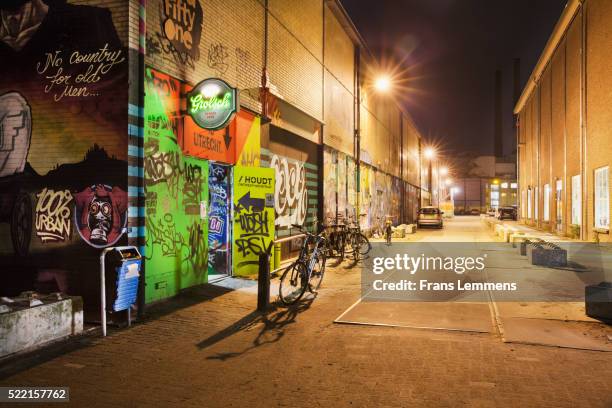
[{"x1": 187, "y1": 78, "x2": 238, "y2": 130}]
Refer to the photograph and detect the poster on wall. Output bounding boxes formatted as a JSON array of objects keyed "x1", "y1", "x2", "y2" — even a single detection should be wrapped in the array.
[
  {"x1": 232, "y1": 166, "x2": 275, "y2": 276},
  {"x1": 208, "y1": 163, "x2": 230, "y2": 276}
]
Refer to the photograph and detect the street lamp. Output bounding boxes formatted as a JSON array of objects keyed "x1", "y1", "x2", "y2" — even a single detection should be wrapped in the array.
[
  {"x1": 424, "y1": 147, "x2": 435, "y2": 160},
  {"x1": 440, "y1": 166, "x2": 448, "y2": 176},
  {"x1": 374, "y1": 76, "x2": 391, "y2": 92}
]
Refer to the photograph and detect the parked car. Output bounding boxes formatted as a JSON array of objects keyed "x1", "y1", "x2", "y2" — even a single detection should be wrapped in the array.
[
  {"x1": 497, "y1": 206, "x2": 517, "y2": 221},
  {"x1": 417, "y1": 206, "x2": 444, "y2": 228}
]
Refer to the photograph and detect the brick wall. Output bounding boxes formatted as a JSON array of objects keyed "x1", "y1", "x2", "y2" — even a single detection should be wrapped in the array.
[
  {"x1": 268, "y1": 0, "x2": 323, "y2": 121},
  {"x1": 145, "y1": 0, "x2": 264, "y2": 111},
  {"x1": 517, "y1": 1, "x2": 612, "y2": 241}
]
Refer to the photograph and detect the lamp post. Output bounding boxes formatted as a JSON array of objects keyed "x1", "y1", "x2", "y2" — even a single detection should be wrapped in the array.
[{"x1": 424, "y1": 147, "x2": 435, "y2": 206}]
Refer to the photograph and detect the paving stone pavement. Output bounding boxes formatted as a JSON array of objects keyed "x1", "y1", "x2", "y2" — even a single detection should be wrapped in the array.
[{"x1": 1, "y1": 265, "x2": 611, "y2": 408}]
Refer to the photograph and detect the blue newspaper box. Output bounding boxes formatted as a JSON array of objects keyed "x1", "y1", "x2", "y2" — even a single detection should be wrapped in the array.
[
  {"x1": 113, "y1": 258, "x2": 141, "y2": 312},
  {"x1": 104, "y1": 247, "x2": 141, "y2": 313}
]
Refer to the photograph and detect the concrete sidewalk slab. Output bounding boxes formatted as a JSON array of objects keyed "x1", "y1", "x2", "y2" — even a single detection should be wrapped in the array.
[
  {"x1": 501, "y1": 317, "x2": 612, "y2": 352},
  {"x1": 335, "y1": 301, "x2": 494, "y2": 333},
  {"x1": 495, "y1": 301, "x2": 598, "y2": 322}
]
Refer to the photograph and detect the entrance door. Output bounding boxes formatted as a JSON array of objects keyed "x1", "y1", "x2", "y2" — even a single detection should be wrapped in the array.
[{"x1": 208, "y1": 163, "x2": 231, "y2": 278}]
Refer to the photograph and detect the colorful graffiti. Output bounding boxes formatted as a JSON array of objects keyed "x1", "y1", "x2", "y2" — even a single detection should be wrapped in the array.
[
  {"x1": 232, "y1": 166, "x2": 274, "y2": 276},
  {"x1": 0, "y1": 1, "x2": 128, "y2": 303},
  {"x1": 157, "y1": 0, "x2": 203, "y2": 69},
  {"x1": 208, "y1": 163, "x2": 229, "y2": 275},
  {"x1": 74, "y1": 184, "x2": 127, "y2": 248},
  {"x1": 270, "y1": 154, "x2": 308, "y2": 228},
  {"x1": 34, "y1": 188, "x2": 72, "y2": 243},
  {"x1": 144, "y1": 66, "x2": 209, "y2": 302},
  {"x1": 323, "y1": 147, "x2": 355, "y2": 222},
  {"x1": 0, "y1": 92, "x2": 31, "y2": 177},
  {"x1": 262, "y1": 147, "x2": 318, "y2": 236}
]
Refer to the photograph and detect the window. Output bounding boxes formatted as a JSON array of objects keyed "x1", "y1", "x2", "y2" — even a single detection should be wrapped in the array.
[
  {"x1": 571, "y1": 175, "x2": 581, "y2": 225},
  {"x1": 543, "y1": 184, "x2": 550, "y2": 221},
  {"x1": 594, "y1": 167, "x2": 609, "y2": 230},
  {"x1": 491, "y1": 184, "x2": 499, "y2": 190},
  {"x1": 511, "y1": 183, "x2": 518, "y2": 189},
  {"x1": 501, "y1": 182, "x2": 508, "y2": 188},
  {"x1": 527, "y1": 188, "x2": 532, "y2": 219}
]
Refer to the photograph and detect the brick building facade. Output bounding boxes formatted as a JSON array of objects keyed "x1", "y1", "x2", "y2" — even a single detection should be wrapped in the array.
[
  {"x1": 0, "y1": 0, "x2": 425, "y2": 310},
  {"x1": 515, "y1": 0, "x2": 611, "y2": 242}
]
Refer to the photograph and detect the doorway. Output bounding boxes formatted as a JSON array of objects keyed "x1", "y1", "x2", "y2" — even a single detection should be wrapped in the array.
[{"x1": 208, "y1": 162, "x2": 232, "y2": 279}]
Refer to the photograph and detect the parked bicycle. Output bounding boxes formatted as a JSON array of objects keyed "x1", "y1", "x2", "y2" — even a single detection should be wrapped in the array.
[
  {"x1": 279, "y1": 224, "x2": 327, "y2": 305},
  {"x1": 320, "y1": 218, "x2": 347, "y2": 262},
  {"x1": 345, "y1": 214, "x2": 372, "y2": 260}
]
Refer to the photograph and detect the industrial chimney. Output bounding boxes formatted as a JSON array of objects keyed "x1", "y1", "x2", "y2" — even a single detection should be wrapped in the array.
[{"x1": 494, "y1": 69, "x2": 503, "y2": 158}]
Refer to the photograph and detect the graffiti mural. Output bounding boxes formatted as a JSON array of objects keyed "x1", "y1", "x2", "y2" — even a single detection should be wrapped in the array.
[
  {"x1": 0, "y1": 92, "x2": 31, "y2": 177},
  {"x1": 74, "y1": 184, "x2": 127, "y2": 248},
  {"x1": 144, "y1": 66, "x2": 209, "y2": 302},
  {"x1": 208, "y1": 163, "x2": 229, "y2": 275},
  {"x1": 0, "y1": 1, "x2": 128, "y2": 303},
  {"x1": 270, "y1": 154, "x2": 308, "y2": 228},
  {"x1": 262, "y1": 146, "x2": 318, "y2": 237},
  {"x1": 34, "y1": 188, "x2": 72, "y2": 243},
  {"x1": 232, "y1": 166, "x2": 274, "y2": 276},
  {"x1": 156, "y1": 0, "x2": 204, "y2": 69}
]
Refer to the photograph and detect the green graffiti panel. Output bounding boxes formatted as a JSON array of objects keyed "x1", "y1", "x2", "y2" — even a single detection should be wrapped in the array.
[
  {"x1": 144, "y1": 67, "x2": 209, "y2": 303},
  {"x1": 232, "y1": 166, "x2": 275, "y2": 276}
]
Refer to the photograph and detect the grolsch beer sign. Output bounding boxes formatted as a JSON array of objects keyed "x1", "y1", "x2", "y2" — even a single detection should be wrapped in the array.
[{"x1": 188, "y1": 78, "x2": 238, "y2": 130}]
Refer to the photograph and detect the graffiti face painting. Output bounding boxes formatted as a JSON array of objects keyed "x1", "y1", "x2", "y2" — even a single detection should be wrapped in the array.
[
  {"x1": 0, "y1": 92, "x2": 31, "y2": 177},
  {"x1": 74, "y1": 184, "x2": 127, "y2": 248}
]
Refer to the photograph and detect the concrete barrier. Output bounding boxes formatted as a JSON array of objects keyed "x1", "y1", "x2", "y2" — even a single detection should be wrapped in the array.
[
  {"x1": 527, "y1": 242, "x2": 568, "y2": 267},
  {"x1": 519, "y1": 238, "x2": 544, "y2": 256},
  {"x1": 0, "y1": 293, "x2": 83, "y2": 359}
]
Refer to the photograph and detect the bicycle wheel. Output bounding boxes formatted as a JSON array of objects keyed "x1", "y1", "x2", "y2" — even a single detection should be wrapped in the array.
[
  {"x1": 308, "y1": 251, "x2": 326, "y2": 292},
  {"x1": 334, "y1": 232, "x2": 345, "y2": 260},
  {"x1": 358, "y1": 233, "x2": 371, "y2": 255},
  {"x1": 348, "y1": 232, "x2": 360, "y2": 261},
  {"x1": 279, "y1": 261, "x2": 308, "y2": 305}
]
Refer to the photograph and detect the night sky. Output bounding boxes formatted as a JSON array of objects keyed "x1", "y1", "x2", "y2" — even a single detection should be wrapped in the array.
[{"x1": 343, "y1": 0, "x2": 567, "y2": 158}]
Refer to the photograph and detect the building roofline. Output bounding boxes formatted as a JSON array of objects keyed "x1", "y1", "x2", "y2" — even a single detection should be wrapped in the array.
[{"x1": 513, "y1": 0, "x2": 582, "y2": 114}]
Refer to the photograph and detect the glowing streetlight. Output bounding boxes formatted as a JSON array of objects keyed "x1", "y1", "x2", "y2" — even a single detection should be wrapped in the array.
[
  {"x1": 440, "y1": 167, "x2": 448, "y2": 176},
  {"x1": 445, "y1": 178, "x2": 452, "y2": 186},
  {"x1": 374, "y1": 76, "x2": 391, "y2": 92},
  {"x1": 424, "y1": 147, "x2": 435, "y2": 160}
]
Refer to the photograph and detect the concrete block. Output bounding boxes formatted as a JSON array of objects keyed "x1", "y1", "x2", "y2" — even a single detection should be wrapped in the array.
[
  {"x1": 519, "y1": 239, "x2": 543, "y2": 256},
  {"x1": 585, "y1": 282, "x2": 612, "y2": 321},
  {"x1": 0, "y1": 296, "x2": 83, "y2": 358},
  {"x1": 527, "y1": 244, "x2": 567, "y2": 267}
]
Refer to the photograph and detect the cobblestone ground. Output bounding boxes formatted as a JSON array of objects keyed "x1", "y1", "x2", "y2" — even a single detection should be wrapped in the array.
[{"x1": 1, "y1": 262, "x2": 611, "y2": 408}]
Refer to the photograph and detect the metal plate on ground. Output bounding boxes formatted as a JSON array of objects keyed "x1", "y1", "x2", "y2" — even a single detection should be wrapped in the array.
[
  {"x1": 335, "y1": 301, "x2": 494, "y2": 333},
  {"x1": 500, "y1": 317, "x2": 612, "y2": 352}
]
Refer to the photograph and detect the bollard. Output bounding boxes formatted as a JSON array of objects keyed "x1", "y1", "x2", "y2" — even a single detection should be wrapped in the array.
[{"x1": 257, "y1": 242, "x2": 274, "y2": 312}]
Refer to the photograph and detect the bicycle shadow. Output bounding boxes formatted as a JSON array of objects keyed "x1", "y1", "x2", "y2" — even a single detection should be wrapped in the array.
[{"x1": 196, "y1": 296, "x2": 315, "y2": 360}]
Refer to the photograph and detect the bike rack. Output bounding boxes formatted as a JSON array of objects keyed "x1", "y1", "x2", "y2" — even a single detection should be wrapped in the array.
[{"x1": 257, "y1": 234, "x2": 306, "y2": 312}]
